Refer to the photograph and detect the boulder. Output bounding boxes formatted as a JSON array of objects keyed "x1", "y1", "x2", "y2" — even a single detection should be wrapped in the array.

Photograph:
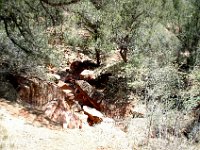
[
  {"x1": 17, "y1": 76, "x2": 67, "y2": 110},
  {"x1": 74, "y1": 80, "x2": 104, "y2": 110},
  {"x1": 44, "y1": 98, "x2": 70, "y2": 119},
  {"x1": 83, "y1": 106, "x2": 103, "y2": 126},
  {"x1": 63, "y1": 112, "x2": 83, "y2": 129},
  {"x1": 80, "y1": 70, "x2": 95, "y2": 80},
  {"x1": 44, "y1": 98, "x2": 87, "y2": 129}
]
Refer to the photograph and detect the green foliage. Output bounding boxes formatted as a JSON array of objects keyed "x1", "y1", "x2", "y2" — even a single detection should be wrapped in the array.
[
  {"x1": 147, "y1": 66, "x2": 181, "y2": 100},
  {"x1": 0, "y1": 0, "x2": 66, "y2": 76},
  {"x1": 0, "y1": 0, "x2": 200, "y2": 112}
]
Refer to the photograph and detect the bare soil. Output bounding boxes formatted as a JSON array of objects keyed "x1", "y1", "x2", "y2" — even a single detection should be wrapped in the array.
[
  {"x1": 1, "y1": 98, "x2": 199, "y2": 150},
  {"x1": 0, "y1": 99, "x2": 131, "y2": 150}
]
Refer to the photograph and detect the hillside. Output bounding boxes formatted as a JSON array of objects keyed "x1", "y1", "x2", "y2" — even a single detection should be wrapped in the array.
[{"x1": 0, "y1": 0, "x2": 200, "y2": 150}]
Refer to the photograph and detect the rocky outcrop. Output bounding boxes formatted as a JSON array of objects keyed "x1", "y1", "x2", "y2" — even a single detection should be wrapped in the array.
[
  {"x1": 44, "y1": 98, "x2": 85, "y2": 129},
  {"x1": 17, "y1": 76, "x2": 66, "y2": 110},
  {"x1": 83, "y1": 106, "x2": 104, "y2": 126},
  {"x1": 3, "y1": 57, "x2": 136, "y2": 129},
  {"x1": 16, "y1": 76, "x2": 107, "y2": 128},
  {"x1": 74, "y1": 80, "x2": 104, "y2": 110}
]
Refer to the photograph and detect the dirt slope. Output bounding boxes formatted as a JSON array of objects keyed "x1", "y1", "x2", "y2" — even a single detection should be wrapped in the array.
[
  {"x1": 1, "y1": 99, "x2": 200, "y2": 150},
  {"x1": 0, "y1": 99, "x2": 131, "y2": 150}
]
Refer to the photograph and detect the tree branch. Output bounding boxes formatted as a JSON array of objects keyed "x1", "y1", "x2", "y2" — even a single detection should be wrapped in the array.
[
  {"x1": 3, "y1": 18, "x2": 33, "y2": 54},
  {"x1": 41, "y1": 0, "x2": 81, "y2": 7},
  {"x1": 40, "y1": 0, "x2": 56, "y2": 26}
]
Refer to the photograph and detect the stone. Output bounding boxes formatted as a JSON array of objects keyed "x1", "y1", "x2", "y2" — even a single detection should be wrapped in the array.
[
  {"x1": 17, "y1": 76, "x2": 66, "y2": 110},
  {"x1": 57, "y1": 80, "x2": 74, "y2": 91},
  {"x1": 62, "y1": 111, "x2": 84, "y2": 129},
  {"x1": 80, "y1": 70, "x2": 95, "y2": 80},
  {"x1": 74, "y1": 80, "x2": 104, "y2": 110},
  {"x1": 83, "y1": 105, "x2": 103, "y2": 126},
  {"x1": 83, "y1": 106, "x2": 104, "y2": 118}
]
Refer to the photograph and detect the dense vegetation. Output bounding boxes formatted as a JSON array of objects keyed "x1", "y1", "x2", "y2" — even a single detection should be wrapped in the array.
[{"x1": 0, "y1": 0, "x2": 200, "y2": 147}]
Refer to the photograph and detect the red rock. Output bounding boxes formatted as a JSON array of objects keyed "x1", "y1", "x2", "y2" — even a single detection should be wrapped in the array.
[
  {"x1": 80, "y1": 70, "x2": 95, "y2": 80},
  {"x1": 44, "y1": 98, "x2": 85, "y2": 129},
  {"x1": 44, "y1": 99, "x2": 61, "y2": 118},
  {"x1": 62, "y1": 112, "x2": 82, "y2": 129},
  {"x1": 74, "y1": 80, "x2": 103, "y2": 111},
  {"x1": 83, "y1": 106, "x2": 103, "y2": 126},
  {"x1": 17, "y1": 76, "x2": 66, "y2": 110},
  {"x1": 83, "y1": 106, "x2": 104, "y2": 118},
  {"x1": 57, "y1": 81, "x2": 73, "y2": 91}
]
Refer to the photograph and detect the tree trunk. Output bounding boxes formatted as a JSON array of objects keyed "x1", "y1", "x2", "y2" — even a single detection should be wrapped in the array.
[
  {"x1": 95, "y1": 48, "x2": 101, "y2": 66},
  {"x1": 120, "y1": 48, "x2": 128, "y2": 63}
]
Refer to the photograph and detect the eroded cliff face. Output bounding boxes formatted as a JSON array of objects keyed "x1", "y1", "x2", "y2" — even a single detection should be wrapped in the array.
[
  {"x1": 17, "y1": 76, "x2": 66, "y2": 110},
  {"x1": 12, "y1": 63, "x2": 134, "y2": 129},
  {"x1": 0, "y1": 49, "x2": 136, "y2": 130}
]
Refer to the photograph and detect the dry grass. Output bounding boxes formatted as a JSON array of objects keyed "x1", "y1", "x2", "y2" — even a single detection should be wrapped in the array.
[
  {"x1": 0, "y1": 118, "x2": 15, "y2": 149},
  {"x1": 0, "y1": 98, "x2": 200, "y2": 150}
]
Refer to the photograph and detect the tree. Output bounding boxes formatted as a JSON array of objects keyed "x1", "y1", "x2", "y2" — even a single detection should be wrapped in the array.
[
  {"x1": 66, "y1": 0, "x2": 158, "y2": 63},
  {"x1": 160, "y1": 0, "x2": 200, "y2": 70},
  {"x1": 0, "y1": 0, "x2": 83, "y2": 72}
]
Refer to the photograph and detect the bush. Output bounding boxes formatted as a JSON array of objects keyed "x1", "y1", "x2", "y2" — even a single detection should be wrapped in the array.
[{"x1": 147, "y1": 65, "x2": 182, "y2": 102}]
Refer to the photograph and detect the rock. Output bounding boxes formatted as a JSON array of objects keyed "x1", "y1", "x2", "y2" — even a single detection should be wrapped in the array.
[
  {"x1": 83, "y1": 106, "x2": 104, "y2": 118},
  {"x1": 57, "y1": 80, "x2": 73, "y2": 91},
  {"x1": 56, "y1": 70, "x2": 70, "y2": 81},
  {"x1": 44, "y1": 100, "x2": 58, "y2": 118},
  {"x1": 75, "y1": 111, "x2": 88, "y2": 127},
  {"x1": 80, "y1": 70, "x2": 95, "y2": 80},
  {"x1": 74, "y1": 80, "x2": 104, "y2": 110},
  {"x1": 71, "y1": 102, "x2": 82, "y2": 112},
  {"x1": 57, "y1": 81, "x2": 75, "y2": 100},
  {"x1": 83, "y1": 106, "x2": 103, "y2": 126},
  {"x1": 17, "y1": 76, "x2": 66, "y2": 110},
  {"x1": 70, "y1": 61, "x2": 85, "y2": 76},
  {"x1": 45, "y1": 98, "x2": 70, "y2": 119},
  {"x1": 44, "y1": 98, "x2": 85, "y2": 129},
  {"x1": 70, "y1": 60, "x2": 99, "y2": 78},
  {"x1": 62, "y1": 112, "x2": 83, "y2": 129}
]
